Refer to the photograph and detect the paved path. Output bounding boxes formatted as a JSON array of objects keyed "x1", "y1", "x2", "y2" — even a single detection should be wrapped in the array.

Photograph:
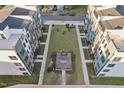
[
  {"x1": 9, "y1": 84, "x2": 124, "y2": 88},
  {"x1": 80, "y1": 33, "x2": 86, "y2": 35},
  {"x1": 85, "y1": 60, "x2": 93, "y2": 63},
  {"x1": 38, "y1": 24, "x2": 52, "y2": 85},
  {"x1": 43, "y1": 33, "x2": 48, "y2": 35},
  {"x1": 80, "y1": 35, "x2": 86, "y2": 38},
  {"x1": 82, "y1": 46, "x2": 89, "y2": 49},
  {"x1": 76, "y1": 25, "x2": 90, "y2": 85},
  {"x1": 40, "y1": 42, "x2": 46, "y2": 45},
  {"x1": 61, "y1": 70, "x2": 66, "y2": 85},
  {"x1": 41, "y1": 15, "x2": 87, "y2": 21}
]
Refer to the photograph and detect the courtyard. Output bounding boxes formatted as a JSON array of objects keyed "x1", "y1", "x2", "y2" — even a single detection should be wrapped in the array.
[{"x1": 43, "y1": 25, "x2": 85, "y2": 85}]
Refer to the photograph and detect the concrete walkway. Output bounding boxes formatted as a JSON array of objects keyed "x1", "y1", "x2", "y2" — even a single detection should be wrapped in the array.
[
  {"x1": 85, "y1": 60, "x2": 93, "y2": 63},
  {"x1": 9, "y1": 84, "x2": 124, "y2": 88},
  {"x1": 80, "y1": 33, "x2": 85, "y2": 36},
  {"x1": 61, "y1": 70, "x2": 66, "y2": 85},
  {"x1": 76, "y1": 25, "x2": 90, "y2": 85},
  {"x1": 38, "y1": 24, "x2": 52, "y2": 85},
  {"x1": 82, "y1": 46, "x2": 89, "y2": 49},
  {"x1": 40, "y1": 42, "x2": 46, "y2": 45},
  {"x1": 80, "y1": 35, "x2": 86, "y2": 38}
]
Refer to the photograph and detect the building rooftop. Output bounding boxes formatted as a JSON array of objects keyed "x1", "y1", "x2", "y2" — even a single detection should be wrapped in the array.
[
  {"x1": 112, "y1": 39, "x2": 124, "y2": 52},
  {"x1": 0, "y1": 16, "x2": 31, "y2": 30},
  {"x1": 94, "y1": 5, "x2": 124, "y2": 18},
  {"x1": 0, "y1": 34, "x2": 22, "y2": 50},
  {"x1": 55, "y1": 52, "x2": 72, "y2": 71},
  {"x1": 11, "y1": 7, "x2": 35, "y2": 16},
  {"x1": 94, "y1": 8, "x2": 121, "y2": 18},
  {"x1": 99, "y1": 18, "x2": 124, "y2": 31},
  {"x1": 0, "y1": 5, "x2": 15, "y2": 23}
]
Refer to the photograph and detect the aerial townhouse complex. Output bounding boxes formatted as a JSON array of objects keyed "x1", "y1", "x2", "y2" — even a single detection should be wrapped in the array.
[
  {"x1": 0, "y1": 5, "x2": 43, "y2": 75},
  {"x1": 87, "y1": 5, "x2": 124, "y2": 77}
]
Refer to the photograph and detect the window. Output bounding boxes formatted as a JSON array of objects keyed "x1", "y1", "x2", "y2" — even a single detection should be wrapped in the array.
[
  {"x1": 100, "y1": 51, "x2": 103, "y2": 55},
  {"x1": 24, "y1": 56, "x2": 28, "y2": 62},
  {"x1": 112, "y1": 57, "x2": 121, "y2": 62},
  {"x1": 97, "y1": 63, "x2": 100, "y2": 68},
  {"x1": 28, "y1": 46, "x2": 31, "y2": 50},
  {"x1": 19, "y1": 68, "x2": 26, "y2": 71},
  {"x1": 14, "y1": 63, "x2": 22, "y2": 66},
  {"x1": 25, "y1": 39, "x2": 28, "y2": 43},
  {"x1": 107, "y1": 64, "x2": 115, "y2": 67},
  {"x1": 27, "y1": 50, "x2": 29, "y2": 54},
  {"x1": 28, "y1": 62, "x2": 31, "y2": 67},
  {"x1": 0, "y1": 34, "x2": 6, "y2": 39},
  {"x1": 27, "y1": 34, "x2": 29, "y2": 38},
  {"x1": 105, "y1": 49, "x2": 110, "y2": 57},
  {"x1": 20, "y1": 48, "x2": 25, "y2": 56},
  {"x1": 102, "y1": 39, "x2": 105, "y2": 44},
  {"x1": 99, "y1": 74, "x2": 105, "y2": 76},
  {"x1": 98, "y1": 47, "x2": 101, "y2": 51},
  {"x1": 101, "y1": 55, "x2": 105, "y2": 63},
  {"x1": 104, "y1": 43, "x2": 107, "y2": 48},
  {"x1": 23, "y1": 42, "x2": 26, "y2": 47},
  {"x1": 103, "y1": 69, "x2": 110, "y2": 72},
  {"x1": 23, "y1": 72, "x2": 28, "y2": 75},
  {"x1": 9, "y1": 56, "x2": 18, "y2": 60}
]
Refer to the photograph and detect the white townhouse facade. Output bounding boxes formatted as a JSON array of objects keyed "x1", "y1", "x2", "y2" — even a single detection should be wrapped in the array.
[
  {"x1": 0, "y1": 5, "x2": 43, "y2": 75},
  {"x1": 87, "y1": 5, "x2": 124, "y2": 42},
  {"x1": 87, "y1": 5, "x2": 124, "y2": 77}
]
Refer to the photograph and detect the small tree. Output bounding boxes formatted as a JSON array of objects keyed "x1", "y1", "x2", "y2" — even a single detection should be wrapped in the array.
[{"x1": 47, "y1": 67, "x2": 53, "y2": 73}]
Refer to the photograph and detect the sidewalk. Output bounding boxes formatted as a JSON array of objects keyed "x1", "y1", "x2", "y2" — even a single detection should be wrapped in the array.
[
  {"x1": 38, "y1": 24, "x2": 52, "y2": 85},
  {"x1": 76, "y1": 25, "x2": 90, "y2": 85}
]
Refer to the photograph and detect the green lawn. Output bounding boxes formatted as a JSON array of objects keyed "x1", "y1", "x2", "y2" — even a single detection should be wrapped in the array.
[
  {"x1": 0, "y1": 63, "x2": 41, "y2": 88},
  {"x1": 43, "y1": 25, "x2": 84, "y2": 85},
  {"x1": 62, "y1": 5, "x2": 87, "y2": 16},
  {"x1": 43, "y1": 25, "x2": 49, "y2": 33},
  {"x1": 38, "y1": 45, "x2": 45, "y2": 55},
  {"x1": 39, "y1": 35, "x2": 47, "y2": 42},
  {"x1": 83, "y1": 49, "x2": 92, "y2": 60},
  {"x1": 87, "y1": 63, "x2": 124, "y2": 85},
  {"x1": 81, "y1": 38, "x2": 88, "y2": 46}
]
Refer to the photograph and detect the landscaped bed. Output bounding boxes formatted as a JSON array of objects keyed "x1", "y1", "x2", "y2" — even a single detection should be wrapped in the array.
[
  {"x1": 0, "y1": 63, "x2": 41, "y2": 88},
  {"x1": 83, "y1": 49, "x2": 92, "y2": 60},
  {"x1": 87, "y1": 63, "x2": 124, "y2": 85},
  {"x1": 62, "y1": 5, "x2": 87, "y2": 16},
  {"x1": 38, "y1": 45, "x2": 45, "y2": 55},
  {"x1": 79, "y1": 25, "x2": 85, "y2": 33},
  {"x1": 43, "y1": 25, "x2": 84, "y2": 85},
  {"x1": 81, "y1": 38, "x2": 88, "y2": 46},
  {"x1": 39, "y1": 35, "x2": 47, "y2": 42},
  {"x1": 43, "y1": 25, "x2": 49, "y2": 33}
]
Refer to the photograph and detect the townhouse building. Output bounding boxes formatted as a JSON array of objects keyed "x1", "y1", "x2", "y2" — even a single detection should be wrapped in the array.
[
  {"x1": 0, "y1": 5, "x2": 43, "y2": 75},
  {"x1": 87, "y1": 5, "x2": 124, "y2": 77},
  {"x1": 87, "y1": 5, "x2": 124, "y2": 42}
]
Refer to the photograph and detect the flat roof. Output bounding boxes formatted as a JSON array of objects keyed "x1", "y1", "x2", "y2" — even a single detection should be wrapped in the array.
[
  {"x1": 11, "y1": 7, "x2": 35, "y2": 16},
  {"x1": 0, "y1": 16, "x2": 31, "y2": 30},
  {"x1": 0, "y1": 5, "x2": 15, "y2": 23},
  {"x1": 94, "y1": 8, "x2": 121, "y2": 18},
  {"x1": 56, "y1": 52, "x2": 72, "y2": 71},
  {"x1": 0, "y1": 34, "x2": 22, "y2": 50},
  {"x1": 112, "y1": 40, "x2": 124, "y2": 52},
  {"x1": 99, "y1": 18, "x2": 124, "y2": 31}
]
